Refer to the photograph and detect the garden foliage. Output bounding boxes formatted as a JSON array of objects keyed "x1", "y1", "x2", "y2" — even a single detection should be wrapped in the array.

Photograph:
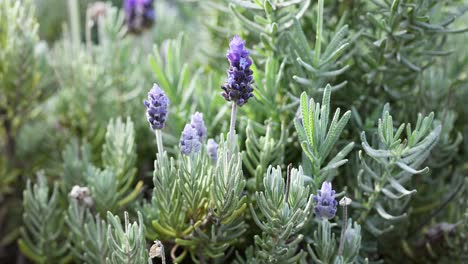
[{"x1": 1, "y1": 0, "x2": 468, "y2": 263}]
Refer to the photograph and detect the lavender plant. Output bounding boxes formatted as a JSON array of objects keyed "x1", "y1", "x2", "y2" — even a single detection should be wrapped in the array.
[
  {"x1": 18, "y1": 176, "x2": 70, "y2": 263},
  {"x1": 19, "y1": 117, "x2": 144, "y2": 263},
  {"x1": 247, "y1": 165, "x2": 313, "y2": 263},
  {"x1": 144, "y1": 82, "x2": 247, "y2": 262},
  {"x1": 106, "y1": 212, "x2": 149, "y2": 264},
  {"x1": 4, "y1": 0, "x2": 468, "y2": 263},
  {"x1": 0, "y1": 0, "x2": 53, "y2": 255},
  {"x1": 295, "y1": 85, "x2": 354, "y2": 188}
]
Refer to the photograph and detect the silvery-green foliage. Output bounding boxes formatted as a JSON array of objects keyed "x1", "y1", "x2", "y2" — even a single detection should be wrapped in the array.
[
  {"x1": 62, "y1": 139, "x2": 92, "y2": 191},
  {"x1": 50, "y1": 4, "x2": 147, "y2": 151},
  {"x1": 150, "y1": 33, "x2": 192, "y2": 108},
  {"x1": 211, "y1": 135, "x2": 246, "y2": 224},
  {"x1": 86, "y1": 167, "x2": 119, "y2": 214},
  {"x1": 241, "y1": 55, "x2": 288, "y2": 185},
  {"x1": 228, "y1": 0, "x2": 311, "y2": 55},
  {"x1": 19, "y1": 116, "x2": 143, "y2": 263},
  {"x1": 248, "y1": 56, "x2": 287, "y2": 121},
  {"x1": 356, "y1": 0, "x2": 468, "y2": 95},
  {"x1": 66, "y1": 200, "x2": 108, "y2": 264},
  {"x1": 18, "y1": 176, "x2": 70, "y2": 263},
  {"x1": 8, "y1": 0, "x2": 468, "y2": 263},
  {"x1": 340, "y1": 220, "x2": 362, "y2": 264},
  {"x1": 101, "y1": 117, "x2": 141, "y2": 208},
  {"x1": 149, "y1": 34, "x2": 212, "y2": 147},
  {"x1": 295, "y1": 85, "x2": 354, "y2": 188},
  {"x1": 356, "y1": 105, "x2": 441, "y2": 233},
  {"x1": 211, "y1": 135, "x2": 246, "y2": 221},
  {"x1": 106, "y1": 211, "x2": 149, "y2": 264},
  {"x1": 148, "y1": 148, "x2": 192, "y2": 246},
  {"x1": 0, "y1": 0, "x2": 49, "y2": 239},
  {"x1": 243, "y1": 120, "x2": 285, "y2": 190},
  {"x1": 148, "y1": 134, "x2": 247, "y2": 262},
  {"x1": 0, "y1": 0, "x2": 42, "y2": 134},
  {"x1": 249, "y1": 166, "x2": 312, "y2": 263},
  {"x1": 308, "y1": 220, "x2": 337, "y2": 264},
  {"x1": 61, "y1": 117, "x2": 142, "y2": 215},
  {"x1": 194, "y1": 71, "x2": 230, "y2": 135},
  {"x1": 189, "y1": 135, "x2": 247, "y2": 260},
  {"x1": 178, "y1": 152, "x2": 211, "y2": 220},
  {"x1": 289, "y1": 0, "x2": 350, "y2": 94},
  {"x1": 428, "y1": 111, "x2": 463, "y2": 168},
  {"x1": 308, "y1": 219, "x2": 362, "y2": 264}
]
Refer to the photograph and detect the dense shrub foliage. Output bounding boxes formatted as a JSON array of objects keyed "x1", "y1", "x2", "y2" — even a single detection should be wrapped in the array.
[{"x1": 1, "y1": 0, "x2": 467, "y2": 263}]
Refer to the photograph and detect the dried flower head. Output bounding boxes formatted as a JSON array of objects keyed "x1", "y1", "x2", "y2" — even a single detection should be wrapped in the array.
[
  {"x1": 207, "y1": 138, "x2": 218, "y2": 162},
  {"x1": 190, "y1": 112, "x2": 207, "y2": 142},
  {"x1": 221, "y1": 35, "x2": 254, "y2": 106},
  {"x1": 144, "y1": 84, "x2": 169, "y2": 130},
  {"x1": 180, "y1": 124, "x2": 201, "y2": 155},
  {"x1": 313, "y1": 182, "x2": 337, "y2": 219},
  {"x1": 124, "y1": 0, "x2": 155, "y2": 34},
  {"x1": 88, "y1": 2, "x2": 108, "y2": 21},
  {"x1": 339, "y1": 196, "x2": 352, "y2": 206},
  {"x1": 149, "y1": 240, "x2": 165, "y2": 260},
  {"x1": 69, "y1": 185, "x2": 93, "y2": 207}
]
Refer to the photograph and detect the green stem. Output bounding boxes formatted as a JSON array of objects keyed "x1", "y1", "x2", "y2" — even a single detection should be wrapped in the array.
[
  {"x1": 285, "y1": 164, "x2": 292, "y2": 205},
  {"x1": 338, "y1": 205, "x2": 348, "y2": 255},
  {"x1": 67, "y1": 0, "x2": 81, "y2": 47},
  {"x1": 155, "y1": 130, "x2": 164, "y2": 155},
  {"x1": 357, "y1": 165, "x2": 393, "y2": 223},
  {"x1": 314, "y1": 0, "x2": 324, "y2": 65},
  {"x1": 229, "y1": 102, "x2": 237, "y2": 142}
]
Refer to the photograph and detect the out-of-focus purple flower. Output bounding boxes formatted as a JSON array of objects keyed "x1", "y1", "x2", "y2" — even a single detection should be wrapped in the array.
[
  {"x1": 124, "y1": 0, "x2": 155, "y2": 33},
  {"x1": 190, "y1": 112, "x2": 207, "y2": 142},
  {"x1": 144, "y1": 84, "x2": 169, "y2": 130},
  {"x1": 221, "y1": 35, "x2": 254, "y2": 106},
  {"x1": 207, "y1": 139, "x2": 218, "y2": 162},
  {"x1": 313, "y1": 182, "x2": 337, "y2": 219},
  {"x1": 180, "y1": 124, "x2": 201, "y2": 155}
]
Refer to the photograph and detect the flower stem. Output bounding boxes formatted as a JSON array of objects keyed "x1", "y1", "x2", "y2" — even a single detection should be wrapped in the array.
[
  {"x1": 154, "y1": 130, "x2": 164, "y2": 155},
  {"x1": 285, "y1": 164, "x2": 292, "y2": 205},
  {"x1": 338, "y1": 196, "x2": 352, "y2": 256},
  {"x1": 338, "y1": 205, "x2": 347, "y2": 256},
  {"x1": 314, "y1": 0, "x2": 324, "y2": 65},
  {"x1": 67, "y1": 0, "x2": 81, "y2": 47},
  {"x1": 229, "y1": 102, "x2": 237, "y2": 142}
]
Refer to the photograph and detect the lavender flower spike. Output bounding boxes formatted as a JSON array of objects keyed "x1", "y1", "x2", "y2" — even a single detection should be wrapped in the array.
[
  {"x1": 221, "y1": 35, "x2": 254, "y2": 107},
  {"x1": 180, "y1": 124, "x2": 201, "y2": 155},
  {"x1": 124, "y1": 0, "x2": 155, "y2": 34},
  {"x1": 190, "y1": 112, "x2": 207, "y2": 142},
  {"x1": 313, "y1": 181, "x2": 338, "y2": 219},
  {"x1": 144, "y1": 84, "x2": 169, "y2": 130},
  {"x1": 207, "y1": 139, "x2": 218, "y2": 162}
]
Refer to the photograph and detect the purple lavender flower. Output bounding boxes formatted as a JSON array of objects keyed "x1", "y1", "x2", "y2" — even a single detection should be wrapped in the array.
[
  {"x1": 124, "y1": 0, "x2": 155, "y2": 33},
  {"x1": 190, "y1": 112, "x2": 207, "y2": 142},
  {"x1": 221, "y1": 35, "x2": 254, "y2": 106},
  {"x1": 180, "y1": 124, "x2": 201, "y2": 155},
  {"x1": 144, "y1": 84, "x2": 169, "y2": 130},
  {"x1": 207, "y1": 139, "x2": 218, "y2": 162},
  {"x1": 313, "y1": 182, "x2": 338, "y2": 219}
]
